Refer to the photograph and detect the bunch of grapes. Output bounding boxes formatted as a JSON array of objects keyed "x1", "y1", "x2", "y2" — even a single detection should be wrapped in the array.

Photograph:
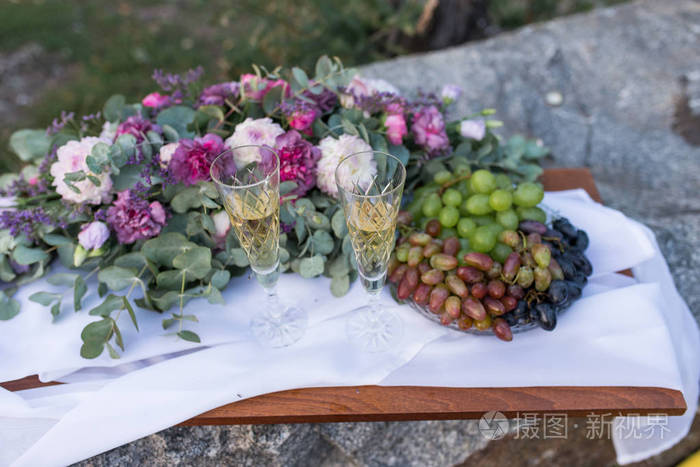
[{"x1": 389, "y1": 168, "x2": 593, "y2": 341}]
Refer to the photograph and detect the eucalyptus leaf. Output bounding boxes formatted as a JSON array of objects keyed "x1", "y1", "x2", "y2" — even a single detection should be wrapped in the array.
[
  {"x1": 89, "y1": 294, "x2": 125, "y2": 317},
  {"x1": 279, "y1": 181, "x2": 298, "y2": 195},
  {"x1": 122, "y1": 297, "x2": 139, "y2": 331},
  {"x1": 207, "y1": 286, "x2": 225, "y2": 305},
  {"x1": 156, "y1": 270, "x2": 185, "y2": 290},
  {"x1": 98, "y1": 266, "x2": 138, "y2": 291},
  {"x1": 74, "y1": 276, "x2": 87, "y2": 312},
  {"x1": 331, "y1": 209, "x2": 347, "y2": 238},
  {"x1": 0, "y1": 292, "x2": 20, "y2": 320},
  {"x1": 29, "y1": 291, "x2": 61, "y2": 306},
  {"x1": 142, "y1": 233, "x2": 195, "y2": 268},
  {"x1": 156, "y1": 106, "x2": 196, "y2": 138},
  {"x1": 171, "y1": 186, "x2": 202, "y2": 213},
  {"x1": 12, "y1": 245, "x2": 48, "y2": 265},
  {"x1": 177, "y1": 330, "x2": 201, "y2": 343},
  {"x1": 172, "y1": 246, "x2": 211, "y2": 280},
  {"x1": 0, "y1": 255, "x2": 16, "y2": 282},
  {"x1": 114, "y1": 252, "x2": 147, "y2": 269},
  {"x1": 229, "y1": 248, "x2": 250, "y2": 268},
  {"x1": 311, "y1": 230, "x2": 334, "y2": 255},
  {"x1": 47, "y1": 272, "x2": 79, "y2": 287},
  {"x1": 328, "y1": 255, "x2": 350, "y2": 278},
  {"x1": 105, "y1": 342, "x2": 120, "y2": 359},
  {"x1": 299, "y1": 255, "x2": 324, "y2": 278},
  {"x1": 330, "y1": 274, "x2": 350, "y2": 297},
  {"x1": 10, "y1": 129, "x2": 51, "y2": 162},
  {"x1": 81, "y1": 317, "x2": 114, "y2": 345},
  {"x1": 211, "y1": 269, "x2": 230, "y2": 290}
]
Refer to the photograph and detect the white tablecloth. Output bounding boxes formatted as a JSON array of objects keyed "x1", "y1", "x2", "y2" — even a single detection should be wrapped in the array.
[{"x1": 0, "y1": 190, "x2": 697, "y2": 466}]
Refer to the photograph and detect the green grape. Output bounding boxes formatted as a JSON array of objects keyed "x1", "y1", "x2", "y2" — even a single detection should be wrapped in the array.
[
  {"x1": 422, "y1": 193, "x2": 442, "y2": 217},
  {"x1": 459, "y1": 237, "x2": 470, "y2": 251},
  {"x1": 465, "y1": 194, "x2": 493, "y2": 215},
  {"x1": 513, "y1": 182, "x2": 544, "y2": 208},
  {"x1": 496, "y1": 209, "x2": 519, "y2": 230},
  {"x1": 495, "y1": 173, "x2": 514, "y2": 191},
  {"x1": 488, "y1": 189, "x2": 513, "y2": 211},
  {"x1": 442, "y1": 188, "x2": 463, "y2": 207},
  {"x1": 453, "y1": 162, "x2": 472, "y2": 176},
  {"x1": 457, "y1": 217, "x2": 477, "y2": 238},
  {"x1": 517, "y1": 206, "x2": 547, "y2": 223},
  {"x1": 433, "y1": 170, "x2": 453, "y2": 185},
  {"x1": 439, "y1": 227, "x2": 458, "y2": 239},
  {"x1": 490, "y1": 243, "x2": 513, "y2": 263},
  {"x1": 457, "y1": 249, "x2": 470, "y2": 266},
  {"x1": 470, "y1": 169, "x2": 497, "y2": 194},
  {"x1": 407, "y1": 201, "x2": 423, "y2": 223},
  {"x1": 438, "y1": 206, "x2": 460, "y2": 228},
  {"x1": 472, "y1": 214, "x2": 495, "y2": 226},
  {"x1": 471, "y1": 226, "x2": 497, "y2": 253},
  {"x1": 485, "y1": 222, "x2": 505, "y2": 237},
  {"x1": 457, "y1": 181, "x2": 471, "y2": 199}
]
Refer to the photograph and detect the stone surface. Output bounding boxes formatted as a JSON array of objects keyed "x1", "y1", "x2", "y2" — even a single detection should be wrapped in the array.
[{"x1": 81, "y1": 1, "x2": 700, "y2": 465}]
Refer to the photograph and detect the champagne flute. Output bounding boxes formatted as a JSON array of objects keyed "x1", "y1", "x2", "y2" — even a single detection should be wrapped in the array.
[
  {"x1": 335, "y1": 150, "x2": 406, "y2": 352},
  {"x1": 210, "y1": 145, "x2": 307, "y2": 347}
]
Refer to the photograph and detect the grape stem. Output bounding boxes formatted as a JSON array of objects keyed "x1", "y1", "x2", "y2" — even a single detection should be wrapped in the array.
[{"x1": 437, "y1": 174, "x2": 472, "y2": 196}]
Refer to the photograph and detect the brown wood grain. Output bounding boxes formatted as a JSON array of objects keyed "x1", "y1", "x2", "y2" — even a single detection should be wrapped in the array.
[{"x1": 1, "y1": 168, "x2": 686, "y2": 424}]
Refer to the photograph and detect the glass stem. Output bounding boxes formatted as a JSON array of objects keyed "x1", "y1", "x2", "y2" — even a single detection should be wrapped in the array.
[
  {"x1": 256, "y1": 268, "x2": 282, "y2": 318},
  {"x1": 367, "y1": 290, "x2": 381, "y2": 314}
]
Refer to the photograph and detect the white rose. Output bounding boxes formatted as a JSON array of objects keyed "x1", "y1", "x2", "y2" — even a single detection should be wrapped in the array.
[
  {"x1": 50, "y1": 137, "x2": 113, "y2": 205},
  {"x1": 224, "y1": 117, "x2": 284, "y2": 165},
  {"x1": 158, "y1": 142, "x2": 179, "y2": 169},
  {"x1": 316, "y1": 134, "x2": 374, "y2": 198},
  {"x1": 211, "y1": 210, "x2": 230, "y2": 239}
]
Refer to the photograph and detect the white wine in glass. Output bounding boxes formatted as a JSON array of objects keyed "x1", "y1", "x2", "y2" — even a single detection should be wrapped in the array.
[
  {"x1": 335, "y1": 150, "x2": 406, "y2": 352},
  {"x1": 211, "y1": 145, "x2": 307, "y2": 347}
]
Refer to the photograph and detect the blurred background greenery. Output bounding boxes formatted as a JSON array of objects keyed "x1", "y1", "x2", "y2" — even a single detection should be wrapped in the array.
[{"x1": 0, "y1": 0, "x2": 626, "y2": 172}]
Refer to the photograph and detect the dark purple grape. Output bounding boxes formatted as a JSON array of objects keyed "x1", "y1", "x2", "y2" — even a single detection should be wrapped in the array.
[
  {"x1": 503, "y1": 312, "x2": 517, "y2": 326},
  {"x1": 535, "y1": 303, "x2": 557, "y2": 331},
  {"x1": 572, "y1": 270, "x2": 588, "y2": 286},
  {"x1": 519, "y1": 220, "x2": 547, "y2": 235},
  {"x1": 547, "y1": 280, "x2": 569, "y2": 305},
  {"x1": 573, "y1": 229, "x2": 589, "y2": 251},
  {"x1": 513, "y1": 300, "x2": 529, "y2": 320},
  {"x1": 553, "y1": 218, "x2": 577, "y2": 240},
  {"x1": 566, "y1": 281, "x2": 582, "y2": 299},
  {"x1": 544, "y1": 229, "x2": 564, "y2": 241},
  {"x1": 557, "y1": 257, "x2": 576, "y2": 280}
]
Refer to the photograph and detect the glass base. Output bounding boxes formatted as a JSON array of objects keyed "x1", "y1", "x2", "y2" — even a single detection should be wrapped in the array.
[
  {"x1": 250, "y1": 306, "x2": 308, "y2": 348},
  {"x1": 346, "y1": 305, "x2": 403, "y2": 353}
]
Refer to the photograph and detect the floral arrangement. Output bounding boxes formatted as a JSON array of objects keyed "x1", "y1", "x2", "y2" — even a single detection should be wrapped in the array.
[{"x1": 0, "y1": 56, "x2": 548, "y2": 358}]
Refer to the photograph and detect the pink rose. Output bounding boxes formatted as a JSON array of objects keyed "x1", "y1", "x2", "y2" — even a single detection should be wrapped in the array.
[
  {"x1": 384, "y1": 114, "x2": 407, "y2": 145},
  {"x1": 288, "y1": 107, "x2": 317, "y2": 135},
  {"x1": 411, "y1": 106, "x2": 450, "y2": 156},
  {"x1": 142, "y1": 92, "x2": 170, "y2": 108}
]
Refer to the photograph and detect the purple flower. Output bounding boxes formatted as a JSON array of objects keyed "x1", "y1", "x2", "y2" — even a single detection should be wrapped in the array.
[
  {"x1": 106, "y1": 191, "x2": 167, "y2": 244},
  {"x1": 440, "y1": 84, "x2": 462, "y2": 104},
  {"x1": 77, "y1": 221, "x2": 110, "y2": 250},
  {"x1": 302, "y1": 86, "x2": 338, "y2": 113},
  {"x1": 169, "y1": 134, "x2": 225, "y2": 186},
  {"x1": 411, "y1": 106, "x2": 450, "y2": 156},
  {"x1": 0, "y1": 207, "x2": 55, "y2": 242},
  {"x1": 460, "y1": 119, "x2": 486, "y2": 141},
  {"x1": 275, "y1": 130, "x2": 320, "y2": 198},
  {"x1": 199, "y1": 82, "x2": 240, "y2": 107},
  {"x1": 115, "y1": 115, "x2": 159, "y2": 144},
  {"x1": 46, "y1": 111, "x2": 75, "y2": 136},
  {"x1": 142, "y1": 92, "x2": 172, "y2": 111}
]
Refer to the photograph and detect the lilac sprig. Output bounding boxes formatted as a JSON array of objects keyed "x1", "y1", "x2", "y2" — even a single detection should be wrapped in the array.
[
  {"x1": 0, "y1": 207, "x2": 55, "y2": 241},
  {"x1": 152, "y1": 66, "x2": 204, "y2": 103}
]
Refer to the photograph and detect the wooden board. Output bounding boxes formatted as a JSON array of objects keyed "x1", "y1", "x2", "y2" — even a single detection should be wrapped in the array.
[{"x1": 2, "y1": 168, "x2": 687, "y2": 424}]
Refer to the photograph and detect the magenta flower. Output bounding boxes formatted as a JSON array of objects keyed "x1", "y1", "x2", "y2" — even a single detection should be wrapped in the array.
[
  {"x1": 384, "y1": 113, "x2": 407, "y2": 145},
  {"x1": 199, "y1": 82, "x2": 240, "y2": 107},
  {"x1": 106, "y1": 191, "x2": 167, "y2": 244},
  {"x1": 240, "y1": 74, "x2": 290, "y2": 101},
  {"x1": 142, "y1": 92, "x2": 171, "y2": 110},
  {"x1": 170, "y1": 134, "x2": 225, "y2": 186},
  {"x1": 115, "y1": 115, "x2": 159, "y2": 143},
  {"x1": 275, "y1": 130, "x2": 320, "y2": 198},
  {"x1": 411, "y1": 106, "x2": 450, "y2": 156},
  {"x1": 288, "y1": 106, "x2": 318, "y2": 135}
]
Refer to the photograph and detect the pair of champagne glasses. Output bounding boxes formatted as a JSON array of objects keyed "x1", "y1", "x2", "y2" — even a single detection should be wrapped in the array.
[{"x1": 210, "y1": 145, "x2": 406, "y2": 352}]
